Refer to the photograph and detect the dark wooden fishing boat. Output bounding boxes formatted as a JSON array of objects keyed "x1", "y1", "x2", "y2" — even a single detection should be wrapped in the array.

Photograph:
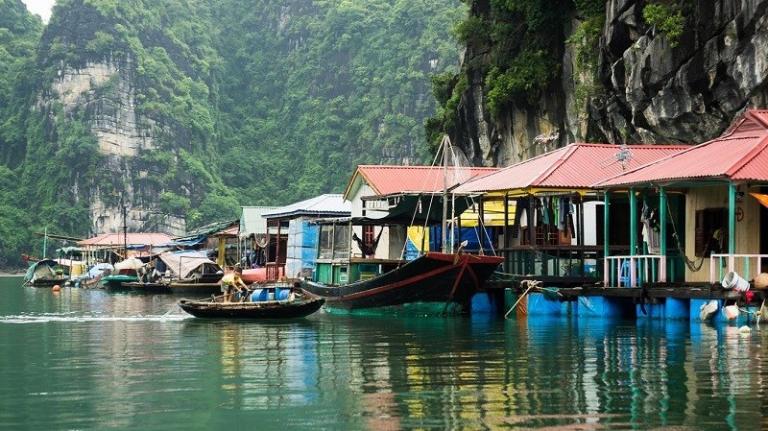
[
  {"x1": 168, "y1": 281, "x2": 222, "y2": 295},
  {"x1": 301, "y1": 252, "x2": 503, "y2": 310},
  {"x1": 124, "y1": 281, "x2": 171, "y2": 293},
  {"x1": 178, "y1": 291, "x2": 324, "y2": 319}
]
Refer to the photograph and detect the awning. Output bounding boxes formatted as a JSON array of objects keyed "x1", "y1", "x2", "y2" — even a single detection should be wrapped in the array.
[
  {"x1": 158, "y1": 251, "x2": 220, "y2": 279},
  {"x1": 357, "y1": 193, "x2": 480, "y2": 225}
]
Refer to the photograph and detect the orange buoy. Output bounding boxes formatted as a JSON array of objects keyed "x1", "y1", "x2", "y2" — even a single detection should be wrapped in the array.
[{"x1": 52, "y1": 285, "x2": 61, "y2": 292}]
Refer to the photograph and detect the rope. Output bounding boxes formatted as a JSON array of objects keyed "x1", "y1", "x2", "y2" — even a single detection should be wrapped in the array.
[
  {"x1": 504, "y1": 280, "x2": 541, "y2": 319},
  {"x1": 666, "y1": 203, "x2": 705, "y2": 272},
  {"x1": 398, "y1": 138, "x2": 444, "y2": 261},
  {"x1": 466, "y1": 194, "x2": 497, "y2": 257}
]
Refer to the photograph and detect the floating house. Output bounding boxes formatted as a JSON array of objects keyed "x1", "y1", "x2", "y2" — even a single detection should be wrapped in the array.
[
  {"x1": 454, "y1": 143, "x2": 688, "y2": 286},
  {"x1": 262, "y1": 194, "x2": 351, "y2": 280},
  {"x1": 239, "y1": 206, "x2": 280, "y2": 268},
  {"x1": 342, "y1": 165, "x2": 498, "y2": 260},
  {"x1": 598, "y1": 109, "x2": 768, "y2": 288},
  {"x1": 77, "y1": 232, "x2": 173, "y2": 263}
]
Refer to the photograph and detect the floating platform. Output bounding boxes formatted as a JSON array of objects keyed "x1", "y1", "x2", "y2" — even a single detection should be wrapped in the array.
[{"x1": 489, "y1": 281, "x2": 766, "y2": 323}]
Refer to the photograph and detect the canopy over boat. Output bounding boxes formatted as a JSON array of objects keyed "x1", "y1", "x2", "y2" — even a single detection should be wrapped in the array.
[
  {"x1": 23, "y1": 259, "x2": 60, "y2": 282},
  {"x1": 315, "y1": 192, "x2": 480, "y2": 226},
  {"x1": 158, "y1": 251, "x2": 221, "y2": 279},
  {"x1": 114, "y1": 257, "x2": 144, "y2": 272}
]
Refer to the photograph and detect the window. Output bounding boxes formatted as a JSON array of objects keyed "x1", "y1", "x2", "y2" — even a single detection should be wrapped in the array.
[
  {"x1": 695, "y1": 208, "x2": 727, "y2": 257},
  {"x1": 363, "y1": 225, "x2": 375, "y2": 246}
]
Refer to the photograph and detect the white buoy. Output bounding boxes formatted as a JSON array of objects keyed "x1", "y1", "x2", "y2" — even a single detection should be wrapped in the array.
[{"x1": 739, "y1": 325, "x2": 751, "y2": 335}]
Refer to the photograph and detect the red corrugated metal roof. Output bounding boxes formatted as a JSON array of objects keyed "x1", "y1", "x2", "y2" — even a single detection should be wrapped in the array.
[
  {"x1": 344, "y1": 165, "x2": 498, "y2": 199},
  {"x1": 599, "y1": 110, "x2": 768, "y2": 187},
  {"x1": 78, "y1": 233, "x2": 173, "y2": 247},
  {"x1": 454, "y1": 143, "x2": 687, "y2": 193}
]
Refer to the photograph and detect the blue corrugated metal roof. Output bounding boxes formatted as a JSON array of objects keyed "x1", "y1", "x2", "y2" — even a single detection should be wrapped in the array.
[{"x1": 263, "y1": 194, "x2": 351, "y2": 220}]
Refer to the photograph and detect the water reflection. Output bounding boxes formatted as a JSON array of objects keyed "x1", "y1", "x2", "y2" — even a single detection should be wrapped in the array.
[{"x1": 1, "y1": 278, "x2": 768, "y2": 430}]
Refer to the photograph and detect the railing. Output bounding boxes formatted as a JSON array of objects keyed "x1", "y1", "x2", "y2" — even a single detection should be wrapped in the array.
[
  {"x1": 604, "y1": 255, "x2": 667, "y2": 288},
  {"x1": 709, "y1": 254, "x2": 768, "y2": 284},
  {"x1": 499, "y1": 245, "x2": 616, "y2": 281}
]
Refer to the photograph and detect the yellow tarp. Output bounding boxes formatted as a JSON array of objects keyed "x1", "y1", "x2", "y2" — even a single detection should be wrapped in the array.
[
  {"x1": 750, "y1": 192, "x2": 768, "y2": 209},
  {"x1": 407, "y1": 226, "x2": 429, "y2": 253},
  {"x1": 458, "y1": 200, "x2": 515, "y2": 227}
]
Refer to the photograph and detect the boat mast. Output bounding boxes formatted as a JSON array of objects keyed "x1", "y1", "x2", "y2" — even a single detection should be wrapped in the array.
[
  {"x1": 441, "y1": 136, "x2": 449, "y2": 253},
  {"x1": 42, "y1": 226, "x2": 47, "y2": 259},
  {"x1": 122, "y1": 195, "x2": 127, "y2": 260}
]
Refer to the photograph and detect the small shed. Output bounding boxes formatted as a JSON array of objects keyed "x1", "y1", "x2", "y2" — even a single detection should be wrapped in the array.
[{"x1": 262, "y1": 194, "x2": 351, "y2": 280}]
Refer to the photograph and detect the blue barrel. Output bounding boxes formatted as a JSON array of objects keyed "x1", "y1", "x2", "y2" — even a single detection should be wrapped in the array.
[
  {"x1": 275, "y1": 288, "x2": 290, "y2": 301},
  {"x1": 250, "y1": 289, "x2": 268, "y2": 302}
]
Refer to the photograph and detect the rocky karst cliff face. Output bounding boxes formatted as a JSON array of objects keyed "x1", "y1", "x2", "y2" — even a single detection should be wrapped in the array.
[
  {"x1": 40, "y1": 58, "x2": 186, "y2": 234},
  {"x1": 444, "y1": 0, "x2": 768, "y2": 166}
]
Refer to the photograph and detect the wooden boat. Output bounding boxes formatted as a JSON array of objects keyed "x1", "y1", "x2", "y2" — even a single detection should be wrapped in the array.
[
  {"x1": 124, "y1": 281, "x2": 171, "y2": 293},
  {"x1": 178, "y1": 290, "x2": 324, "y2": 319},
  {"x1": 23, "y1": 259, "x2": 68, "y2": 287},
  {"x1": 168, "y1": 281, "x2": 222, "y2": 296},
  {"x1": 102, "y1": 257, "x2": 144, "y2": 290},
  {"x1": 301, "y1": 252, "x2": 503, "y2": 310},
  {"x1": 101, "y1": 274, "x2": 139, "y2": 291}
]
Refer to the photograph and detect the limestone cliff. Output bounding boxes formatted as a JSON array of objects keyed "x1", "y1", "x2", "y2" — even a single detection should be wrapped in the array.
[{"x1": 443, "y1": 0, "x2": 768, "y2": 166}]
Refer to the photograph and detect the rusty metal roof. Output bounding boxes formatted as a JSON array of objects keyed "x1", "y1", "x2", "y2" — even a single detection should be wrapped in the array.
[
  {"x1": 344, "y1": 165, "x2": 498, "y2": 199},
  {"x1": 454, "y1": 143, "x2": 687, "y2": 193},
  {"x1": 599, "y1": 110, "x2": 768, "y2": 187},
  {"x1": 78, "y1": 233, "x2": 173, "y2": 247}
]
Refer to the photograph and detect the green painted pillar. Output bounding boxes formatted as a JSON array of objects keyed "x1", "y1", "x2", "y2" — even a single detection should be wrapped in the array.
[
  {"x1": 659, "y1": 188, "x2": 667, "y2": 256},
  {"x1": 728, "y1": 182, "x2": 736, "y2": 255},
  {"x1": 659, "y1": 187, "x2": 667, "y2": 283},
  {"x1": 603, "y1": 192, "x2": 610, "y2": 259},
  {"x1": 629, "y1": 188, "x2": 637, "y2": 256},
  {"x1": 603, "y1": 192, "x2": 610, "y2": 286}
]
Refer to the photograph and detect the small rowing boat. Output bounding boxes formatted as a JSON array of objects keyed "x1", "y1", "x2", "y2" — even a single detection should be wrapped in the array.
[{"x1": 179, "y1": 289, "x2": 324, "y2": 319}]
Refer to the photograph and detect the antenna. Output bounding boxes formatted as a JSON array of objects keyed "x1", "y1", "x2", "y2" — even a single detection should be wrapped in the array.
[{"x1": 599, "y1": 144, "x2": 633, "y2": 170}]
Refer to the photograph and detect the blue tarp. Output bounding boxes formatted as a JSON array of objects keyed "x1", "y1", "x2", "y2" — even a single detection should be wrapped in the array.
[{"x1": 428, "y1": 226, "x2": 493, "y2": 253}]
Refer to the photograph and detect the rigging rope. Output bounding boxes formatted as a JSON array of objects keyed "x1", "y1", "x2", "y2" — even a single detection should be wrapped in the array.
[
  {"x1": 398, "y1": 137, "x2": 444, "y2": 260},
  {"x1": 666, "y1": 203, "x2": 705, "y2": 272}
]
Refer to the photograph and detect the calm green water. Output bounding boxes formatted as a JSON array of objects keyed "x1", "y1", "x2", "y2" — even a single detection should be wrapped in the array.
[{"x1": 1, "y1": 277, "x2": 767, "y2": 430}]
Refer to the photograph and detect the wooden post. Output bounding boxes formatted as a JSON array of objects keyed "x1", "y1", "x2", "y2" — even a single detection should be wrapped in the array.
[
  {"x1": 478, "y1": 197, "x2": 485, "y2": 254},
  {"x1": 276, "y1": 221, "x2": 281, "y2": 265},
  {"x1": 217, "y1": 237, "x2": 225, "y2": 267},
  {"x1": 528, "y1": 196, "x2": 536, "y2": 274},
  {"x1": 330, "y1": 223, "x2": 335, "y2": 260},
  {"x1": 603, "y1": 192, "x2": 610, "y2": 287},
  {"x1": 659, "y1": 187, "x2": 668, "y2": 282}
]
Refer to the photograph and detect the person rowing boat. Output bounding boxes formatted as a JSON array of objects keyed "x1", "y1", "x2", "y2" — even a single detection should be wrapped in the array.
[{"x1": 220, "y1": 266, "x2": 248, "y2": 302}]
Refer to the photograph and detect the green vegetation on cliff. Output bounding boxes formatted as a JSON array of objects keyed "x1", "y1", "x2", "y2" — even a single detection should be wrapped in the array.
[
  {"x1": 215, "y1": 0, "x2": 463, "y2": 203},
  {"x1": 0, "y1": 0, "x2": 463, "y2": 267},
  {"x1": 427, "y1": 0, "x2": 605, "y2": 147}
]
